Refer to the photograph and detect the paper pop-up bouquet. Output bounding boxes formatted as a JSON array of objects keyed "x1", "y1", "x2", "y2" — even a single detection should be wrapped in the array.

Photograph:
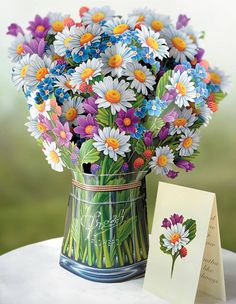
[{"x1": 7, "y1": 6, "x2": 230, "y2": 282}]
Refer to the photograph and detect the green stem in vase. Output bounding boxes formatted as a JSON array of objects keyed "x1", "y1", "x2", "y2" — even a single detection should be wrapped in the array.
[
  {"x1": 68, "y1": 198, "x2": 75, "y2": 258},
  {"x1": 138, "y1": 215, "x2": 148, "y2": 259},
  {"x1": 62, "y1": 227, "x2": 71, "y2": 255},
  {"x1": 124, "y1": 240, "x2": 134, "y2": 264}
]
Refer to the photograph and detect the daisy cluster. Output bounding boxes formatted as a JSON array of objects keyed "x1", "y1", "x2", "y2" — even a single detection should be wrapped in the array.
[{"x1": 7, "y1": 6, "x2": 230, "y2": 176}]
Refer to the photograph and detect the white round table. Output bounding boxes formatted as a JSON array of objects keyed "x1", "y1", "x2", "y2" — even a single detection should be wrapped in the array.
[{"x1": 0, "y1": 238, "x2": 236, "y2": 304}]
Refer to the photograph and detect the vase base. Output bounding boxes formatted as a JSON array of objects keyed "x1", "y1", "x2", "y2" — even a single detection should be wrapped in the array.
[{"x1": 59, "y1": 254, "x2": 147, "y2": 283}]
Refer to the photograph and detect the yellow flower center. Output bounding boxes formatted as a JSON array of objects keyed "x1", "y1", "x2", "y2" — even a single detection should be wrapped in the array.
[
  {"x1": 171, "y1": 233, "x2": 181, "y2": 244},
  {"x1": 182, "y1": 137, "x2": 193, "y2": 148},
  {"x1": 172, "y1": 36, "x2": 186, "y2": 52},
  {"x1": 105, "y1": 137, "x2": 120, "y2": 150},
  {"x1": 50, "y1": 150, "x2": 60, "y2": 164},
  {"x1": 36, "y1": 25, "x2": 45, "y2": 32},
  {"x1": 80, "y1": 32, "x2": 94, "y2": 45},
  {"x1": 123, "y1": 117, "x2": 132, "y2": 126},
  {"x1": 81, "y1": 68, "x2": 94, "y2": 82},
  {"x1": 16, "y1": 43, "x2": 24, "y2": 55},
  {"x1": 36, "y1": 67, "x2": 49, "y2": 81},
  {"x1": 156, "y1": 154, "x2": 168, "y2": 167},
  {"x1": 137, "y1": 15, "x2": 145, "y2": 22},
  {"x1": 60, "y1": 130, "x2": 67, "y2": 139},
  {"x1": 134, "y1": 69, "x2": 146, "y2": 83},
  {"x1": 20, "y1": 64, "x2": 29, "y2": 78},
  {"x1": 37, "y1": 122, "x2": 47, "y2": 133},
  {"x1": 65, "y1": 108, "x2": 77, "y2": 121},
  {"x1": 113, "y1": 24, "x2": 129, "y2": 35},
  {"x1": 173, "y1": 117, "x2": 187, "y2": 127},
  {"x1": 52, "y1": 54, "x2": 62, "y2": 61},
  {"x1": 210, "y1": 72, "x2": 221, "y2": 85},
  {"x1": 92, "y1": 12, "x2": 105, "y2": 23},
  {"x1": 85, "y1": 125, "x2": 94, "y2": 134},
  {"x1": 65, "y1": 80, "x2": 72, "y2": 89},
  {"x1": 105, "y1": 89, "x2": 121, "y2": 104},
  {"x1": 35, "y1": 102, "x2": 46, "y2": 112},
  {"x1": 52, "y1": 21, "x2": 64, "y2": 32},
  {"x1": 151, "y1": 20, "x2": 164, "y2": 32},
  {"x1": 176, "y1": 82, "x2": 187, "y2": 96},
  {"x1": 64, "y1": 37, "x2": 72, "y2": 47},
  {"x1": 146, "y1": 37, "x2": 158, "y2": 50},
  {"x1": 108, "y1": 54, "x2": 123, "y2": 68}
]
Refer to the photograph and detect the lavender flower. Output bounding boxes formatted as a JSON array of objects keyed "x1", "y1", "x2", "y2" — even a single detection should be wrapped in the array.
[
  {"x1": 53, "y1": 121, "x2": 72, "y2": 147},
  {"x1": 159, "y1": 123, "x2": 170, "y2": 141},
  {"x1": 170, "y1": 213, "x2": 184, "y2": 225},
  {"x1": 175, "y1": 160, "x2": 195, "y2": 172},
  {"x1": 23, "y1": 38, "x2": 46, "y2": 57},
  {"x1": 166, "y1": 170, "x2": 179, "y2": 179},
  {"x1": 161, "y1": 218, "x2": 171, "y2": 229},
  {"x1": 143, "y1": 131, "x2": 153, "y2": 146},
  {"x1": 82, "y1": 96, "x2": 98, "y2": 114},
  {"x1": 176, "y1": 14, "x2": 190, "y2": 30},
  {"x1": 115, "y1": 108, "x2": 139, "y2": 134},
  {"x1": 161, "y1": 88, "x2": 177, "y2": 104},
  {"x1": 27, "y1": 15, "x2": 51, "y2": 38},
  {"x1": 91, "y1": 163, "x2": 100, "y2": 175},
  {"x1": 121, "y1": 162, "x2": 129, "y2": 172},
  {"x1": 7, "y1": 23, "x2": 24, "y2": 36},
  {"x1": 74, "y1": 114, "x2": 98, "y2": 138}
]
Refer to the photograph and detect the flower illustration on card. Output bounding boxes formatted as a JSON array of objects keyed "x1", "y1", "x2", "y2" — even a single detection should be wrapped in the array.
[{"x1": 160, "y1": 213, "x2": 197, "y2": 278}]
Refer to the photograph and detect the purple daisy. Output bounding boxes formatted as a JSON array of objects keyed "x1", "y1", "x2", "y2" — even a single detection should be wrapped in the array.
[
  {"x1": 53, "y1": 121, "x2": 72, "y2": 147},
  {"x1": 74, "y1": 114, "x2": 99, "y2": 138},
  {"x1": 115, "y1": 108, "x2": 139, "y2": 134},
  {"x1": 7, "y1": 23, "x2": 24, "y2": 36},
  {"x1": 23, "y1": 38, "x2": 46, "y2": 57},
  {"x1": 27, "y1": 15, "x2": 51, "y2": 38},
  {"x1": 82, "y1": 96, "x2": 98, "y2": 114}
]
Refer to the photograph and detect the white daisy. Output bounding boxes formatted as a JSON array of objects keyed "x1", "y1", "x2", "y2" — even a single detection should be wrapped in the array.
[
  {"x1": 162, "y1": 26, "x2": 197, "y2": 62},
  {"x1": 60, "y1": 97, "x2": 84, "y2": 126},
  {"x1": 162, "y1": 223, "x2": 189, "y2": 255},
  {"x1": 93, "y1": 76, "x2": 136, "y2": 115},
  {"x1": 183, "y1": 25, "x2": 204, "y2": 49},
  {"x1": 103, "y1": 17, "x2": 137, "y2": 36},
  {"x1": 25, "y1": 54, "x2": 53, "y2": 89},
  {"x1": 125, "y1": 61, "x2": 156, "y2": 95},
  {"x1": 47, "y1": 12, "x2": 69, "y2": 34},
  {"x1": 145, "y1": 12, "x2": 171, "y2": 33},
  {"x1": 169, "y1": 108, "x2": 197, "y2": 135},
  {"x1": 128, "y1": 7, "x2": 153, "y2": 23},
  {"x1": 82, "y1": 6, "x2": 114, "y2": 25},
  {"x1": 93, "y1": 127, "x2": 131, "y2": 161},
  {"x1": 136, "y1": 25, "x2": 169, "y2": 60},
  {"x1": 42, "y1": 141, "x2": 65, "y2": 172},
  {"x1": 166, "y1": 70, "x2": 197, "y2": 107},
  {"x1": 12, "y1": 54, "x2": 31, "y2": 91},
  {"x1": 54, "y1": 74, "x2": 77, "y2": 93},
  {"x1": 100, "y1": 42, "x2": 134, "y2": 77},
  {"x1": 54, "y1": 26, "x2": 76, "y2": 56},
  {"x1": 198, "y1": 104, "x2": 212, "y2": 127},
  {"x1": 149, "y1": 146, "x2": 174, "y2": 175},
  {"x1": 8, "y1": 33, "x2": 27, "y2": 63},
  {"x1": 70, "y1": 24, "x2": 103, "y2": 54},
  {"x1": 70, "y1": 58, "x2": 103, "y2": 87},
  {"x1": 176, "y1": 129, "x2": 200, "y2": 156},
  {"x1": 27, "y1": 90, "x2": 51, "y2": 119},
  {"x1": 25, "y1": 116, "x2": 47, "y2": 139},
  {"x1": 209, "y1": 67, "x2": 231, "y2": 94}
]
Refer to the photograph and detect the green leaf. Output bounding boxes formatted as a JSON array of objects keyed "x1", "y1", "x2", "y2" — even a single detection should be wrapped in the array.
[
  {"x1": 117, "y1": 216, "x2": 137, "y2": 245},
  {"x1": 160, "y1": 234, "x2": 172, "y2": 255},
  {"x1": 144, "y1": 116, "x2": 165, "y2": 137},
  {"x1": 135, "y1": 139, "x2": 146, "y2": 155},
  {"x1": 133, "y1": 94, "x2": 145, "y2": 108},
  {"x1": 78, "y1": 139, "x2": 100, "y2": 169},
  {"x1": 156, "y1": 70, "x2": 172, "y2": 98},
  {"x1": 183, "y1": 219, "x2": 197, "y2": 242},
  {"x1": 96, "y1": 108, "x2": 110, "y2": 127},
  {"x1": 107, "y1": 157, "x2": 124, "y2": 175},
  {"x1": 214, "y1": 91, "x2": 227, "y2": 104}
]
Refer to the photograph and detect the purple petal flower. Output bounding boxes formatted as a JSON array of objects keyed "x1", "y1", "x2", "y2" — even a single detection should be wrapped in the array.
[
  {"x1": 159, "y1": 123, "x2": 170, "y2": 141},
  {"x1": 115, "y1": 108, "x2": 139, "y2": 133},
  {"x1": 162, "y1": 88, "x2": 177, "y2": 104},
  {"x1": 91, "y1": 163, "x2": 100, "y2": 175},
  {"x1": 196, "y1": 48, "x2": 205, "y2": 63},
  {"x1": 23, "y1": 38, "x2": 46, "y2": 57},
  {"x1": 7, "y1": 23, "x2": 24, "y2": 36},
  {"x1": 27, "y1": 15, "x2": 51, "y2": 38},
  {"x1": 121, "y1": 162, "x2": 129, "y2": 172},
  {"x1": 71, "y1": 146, "x2": 80, "y2": 164},
  {"x1": 163, "y1": 108, "x2": 178, "y2": 123},
  {"x1": 161, "y1": 218, "x2": 171, "y2": 229},
  {"x1": 143, "y1": 131, "x2": 153, "y2": 146},
  {"x1": 53, "y1": 121, "x2": 72, "y2": 147},
  {"x1": 74, "y1": 114, "x2": 98, "y2": 138},
  {"x1": 176, "y1": 14, "x2": 190, "y2": 30},
  {"x1": 166, "y1": 170, "x2": 179, "y2": 179},
  {"x1": 82, "y1": 96, "x2": 98, "y2": 114},
  {"x1": 175, "y1": 160, "x2": 195, "y2": 172},
  {"x1": 170, "y1": 213, "x2": 184, "y2": 225}
]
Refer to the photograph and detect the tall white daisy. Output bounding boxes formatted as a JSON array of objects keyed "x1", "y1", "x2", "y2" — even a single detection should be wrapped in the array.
[
  {"x1": 125, "y1": 61, "x2": 156, "y2": 95},
  {"x1": 103, "y1": 17, "x2": 137, "y2": 36},
  {"x1": 27, "y1": 91, "x2": 51, "y2": 119},
  {"x1": 198, "y1": 104, "x2": 212, "y2": 127},
  {"x1": 42, "y1": 141, "x2": 65, "y2": 172},
  {"x1": 100, "y1": 42, "x2": 134, "y2": 77},
  {"x1": 82, "y1": 6, "x2": 114, "y2": 25},
  {"x1": 70, "y1": 58, "x2": 103, "y2": 87},
  {"x1": 209, "y1": 67, "x2": 231, "y2": 94},
  {"x1": 93, "y1": 127, "x2": 131, "y2": 161},
  {"x1": 93, "y1": 76, "x2": 136, "y2": 115},
  {"x1": 149, "y1": 146, "x2": 174, "y2": 175},
  {"x1": 12, "y1": 54, "x2": 31, "y2": 91},
  {"x1": 25, "y1": 116, "x2": 47, "y2": 139},
  {"x1": 183, "y1": 25, "x2": 204, "y2": 49},
  {"x1": 8, "y1": 34, "x2": 27, "y2": 63},
  {"x1": 25, "y1": 54, "x2": 53, "y2": 89},
  {"x1": 47, "y1": 12, "x2": 69, "y2": 34},
  {"x1": 128, "y1": 7, "x2": 153, "y2": 23},
  {"x1": 54, "y1": 26, "x2": 76, "y2": 56},
  {"x1": 169, "y1": 108, "x2": 197, "y2": 135},
  {"x1": 136, "y1": 25, "x2": 169, "y2": 60},
  {"x1": 176, "y1": 129, "x2": 200, "y2": 156},
  {"x1": 166, "y1": 70, "x2": 196, "y2": 107},
  {"x1": 146, "y1": 12, "x2": 171, "y2": 33},
  {"x1": 54, "y1": 74, "x2": 77, "y2": 93},
  {"x1": 60, "y1": 97, "x2": 84, "y2": 126}
]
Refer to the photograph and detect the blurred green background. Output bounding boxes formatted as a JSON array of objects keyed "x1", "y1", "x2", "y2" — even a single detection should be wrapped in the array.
[{"x1": 0, "y1": 0, "x2": 236, "y2": 255}]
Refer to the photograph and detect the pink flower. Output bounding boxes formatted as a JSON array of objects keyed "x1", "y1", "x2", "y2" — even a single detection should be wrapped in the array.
[
  {"x1": 53, "y1": 121, "x2": 72, "y2": 147},
  {"x1": 163, "y1": 108, "x2": 179, "y2": 123},
  {"x1": 74, "y1": 114, "x2": 98, "y2": 138}
]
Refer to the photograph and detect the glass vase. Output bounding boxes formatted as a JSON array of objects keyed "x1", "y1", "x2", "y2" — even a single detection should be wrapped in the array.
[{"x1": 59, "y1": 171, "x2": 149, "y2": 283}]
